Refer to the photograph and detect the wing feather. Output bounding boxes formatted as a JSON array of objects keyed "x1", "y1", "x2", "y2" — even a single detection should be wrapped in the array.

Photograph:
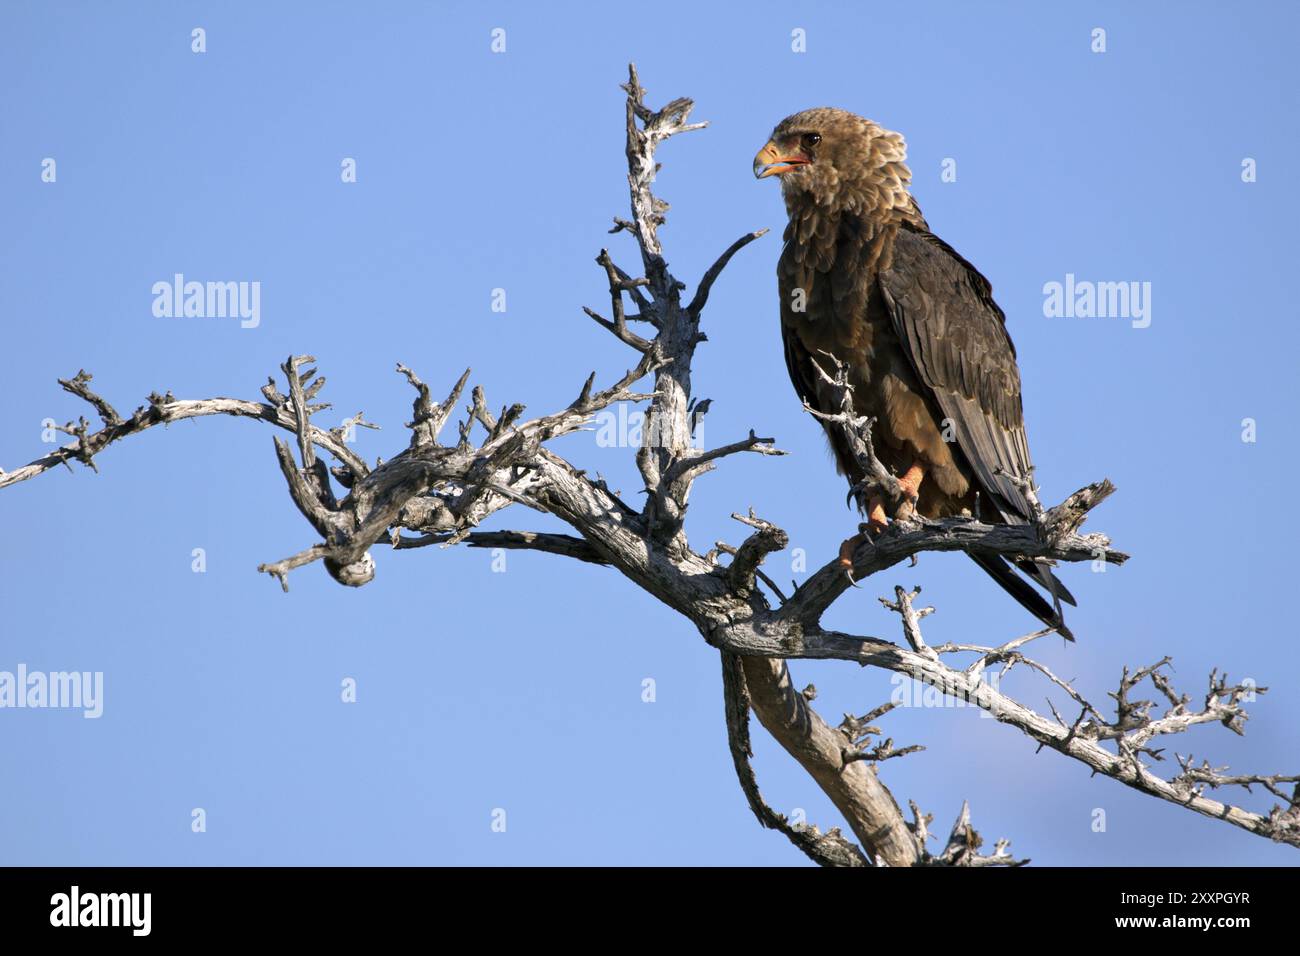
[{"x1": 877, "y1": 226, "x2": 1035, "y2": 522}]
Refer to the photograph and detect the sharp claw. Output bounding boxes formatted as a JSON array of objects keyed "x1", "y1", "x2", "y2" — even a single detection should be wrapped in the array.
[{"x1": 838, "y1": 525, "x2": 875, "y2": 586}]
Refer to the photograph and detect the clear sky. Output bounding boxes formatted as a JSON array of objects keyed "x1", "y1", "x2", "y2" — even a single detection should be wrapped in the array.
[{"x1": 1, "y1": 1, "x2": 1297, "y2": 866}]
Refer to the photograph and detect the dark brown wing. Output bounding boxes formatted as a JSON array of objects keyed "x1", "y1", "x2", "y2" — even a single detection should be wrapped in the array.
[
  {"x1": 777, "y1": 228, "x2": 869, "y2": 483},
  {"x1": 780, "y1": 314, "x2": 859, "y2": 478},
  {"x1": 876, "y1": 224, "x2": 1034, "y2": 523},
  {"x1": 776, "y1": 206, "x2": 904, "y2": 484}
]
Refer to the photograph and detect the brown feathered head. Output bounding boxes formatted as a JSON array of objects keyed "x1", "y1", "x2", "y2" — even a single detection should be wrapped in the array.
[{"x1": 753, "y1": 107, "x2": 914, "y2": 223}]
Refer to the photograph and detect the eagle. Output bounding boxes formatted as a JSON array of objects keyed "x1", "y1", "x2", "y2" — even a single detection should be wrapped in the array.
[{"x1": 754, "y1": 107, "x2": 1075, "y2": 639}]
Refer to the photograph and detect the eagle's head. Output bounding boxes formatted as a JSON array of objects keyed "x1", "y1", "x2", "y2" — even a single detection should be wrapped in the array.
[{"x1": 754, "y1": 107, "x2": 914, "y2": 221}]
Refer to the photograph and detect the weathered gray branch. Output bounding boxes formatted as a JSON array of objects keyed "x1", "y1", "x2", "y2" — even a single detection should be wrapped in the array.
[
  {"x1": 0, "y1": 390, "x2": 369, "y2": 490},
  {"x1": 720, "y1": 654, "x2": 870, "y2": 867},
  {"x1": 394, "y1": 528, "x2": 607, "y2": 565}
]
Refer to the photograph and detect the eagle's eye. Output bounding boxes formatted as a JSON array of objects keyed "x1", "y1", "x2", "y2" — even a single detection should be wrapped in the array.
[{"x1": 801, "y1": 132, "x2": 822, "y2": 149}]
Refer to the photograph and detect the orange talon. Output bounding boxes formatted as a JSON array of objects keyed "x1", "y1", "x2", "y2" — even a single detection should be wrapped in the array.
[
  {"x1": 837, "y1": 532, "x2": 864, "y2": 569},
  {"x1": 866, "y1": 495, "x2": 889, "y2": 532},
  {"x1": 838, "y1": 531, "x2": 866, "y2": 587},
  {"x1": 839, "y1": 465, "x2": 926, "y2": 583},
  {"x1": 897, "y1": 463, "x2": 925, "y2": 500},
  {"x1": 839, "y1": 494, "x2": 891, "y2": 582},
  {"x1": 894, "y1": 463, "x2": 925, "y2": 522},
  {"x1": 840, "y1": 498, "x2": 888, "y2": 561}
]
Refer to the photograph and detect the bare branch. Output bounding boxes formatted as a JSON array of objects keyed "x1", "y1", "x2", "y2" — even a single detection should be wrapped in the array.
[
  {"x1": 726, "y1": 510, "x2": 788, "y2": 600},
  {"x1": 58, "y1": 369, "x2": 122, "y2": 427},
  {"x1": 720, "y1": 653, "x2": 869, "y2": 867},
  {"x1": 687, "y1": 229, "x2": 769, "y2": 316},
  {"x1": 663, "y1": 430, "x2": 786, "y2": 486},
  {"x1": 281, "y1": 354, "x2": 323, "y2": 469},
  {"x1": 930, "y1": 801, "x2": 1028, "y2": 867},
  {"x1": 737, "y1": 653, "x2": 920, "y2": 866},
  {"x1": 879, "y1": 586, "x2": 937, "y2": 660},
  {"x1": 394, "y1": 529, "x2": 607, "y2": 565},
  {"x1": 779, "y1": 481, "x2": 1127, "y2": 628},
  {"x1": 1, "y1": 384, "x2": 368, "y2": 491}
]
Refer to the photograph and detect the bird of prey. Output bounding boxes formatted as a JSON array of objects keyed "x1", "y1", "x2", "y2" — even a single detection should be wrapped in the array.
[{"x1": 754, "y1": 107, "x2": 1075, "y2": 639}]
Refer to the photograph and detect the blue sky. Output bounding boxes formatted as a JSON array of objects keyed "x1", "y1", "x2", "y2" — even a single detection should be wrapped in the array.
[{"x1": 1, "y1": 1, "x2": 1297, "y2": 865}]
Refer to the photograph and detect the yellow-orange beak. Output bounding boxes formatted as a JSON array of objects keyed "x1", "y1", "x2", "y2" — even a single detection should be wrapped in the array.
[{"x1": 753, "y1": 141, "x2": 809, "y2": 179}]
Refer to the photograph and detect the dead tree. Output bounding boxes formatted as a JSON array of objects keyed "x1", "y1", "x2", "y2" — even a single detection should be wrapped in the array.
[{"x1": 3, "y1": 66, "x2": 1297, "y2": 867}]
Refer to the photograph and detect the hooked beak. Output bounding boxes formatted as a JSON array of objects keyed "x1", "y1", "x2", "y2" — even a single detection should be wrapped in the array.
[{"x1": 753, "y1": 141, "x2": 809, "y2": 179}]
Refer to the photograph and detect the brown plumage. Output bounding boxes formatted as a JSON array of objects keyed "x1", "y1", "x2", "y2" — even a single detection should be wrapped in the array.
[{"x1": 755, "y1": 107, "x2": 1076, "y2": 639}]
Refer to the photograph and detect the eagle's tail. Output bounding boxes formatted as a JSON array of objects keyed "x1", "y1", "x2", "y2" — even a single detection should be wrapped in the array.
[
  {"x1": 967, "y1": 553, "x2": 1075, "y2": 641},
  {"x1": 1018, "y1": 558, "x2": 1077, "y2": 608}
]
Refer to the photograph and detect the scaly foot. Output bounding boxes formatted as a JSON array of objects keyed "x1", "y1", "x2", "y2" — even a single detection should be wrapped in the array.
[
  {"x1": 893, "y1": 463, "x2": 925, "y2": 522},
  {"x1": 838, "y1": 497, "x2": 889, "y2": 582}
]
